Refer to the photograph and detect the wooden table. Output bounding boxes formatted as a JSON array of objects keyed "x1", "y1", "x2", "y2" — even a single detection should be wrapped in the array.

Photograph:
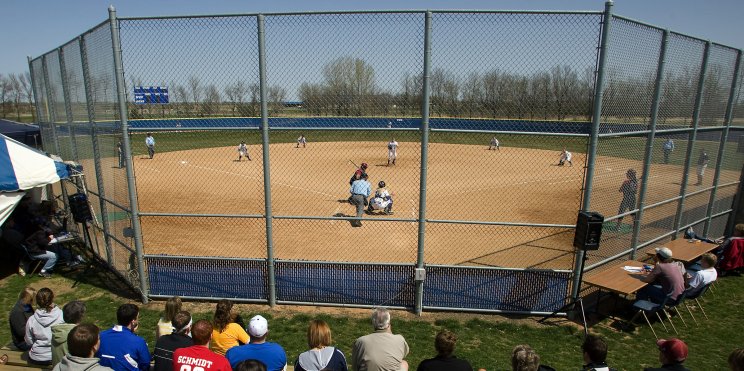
[
  {"x1": 645, "y1": 238, "x2": 718, "y2": 263},
  {"x1": 583, "y1": 260, "x2": 649, "y2": 296}
]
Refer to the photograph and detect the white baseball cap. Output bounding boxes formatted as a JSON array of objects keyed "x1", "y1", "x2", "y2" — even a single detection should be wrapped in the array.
[
  {"x1": 655, "y1": 247, "x2": 673, "y2": 260},
  {"x1": 248, "y1": 315, "x2": 268, "y2": 337}
]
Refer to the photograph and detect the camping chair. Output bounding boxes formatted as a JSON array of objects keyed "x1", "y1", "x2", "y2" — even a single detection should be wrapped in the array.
[
  {"x1": 683, "y1": 283, "x2": 713, "y2": 324},
  {"x1": 631, "y1": 292, "x2": 675, "y2": 339},
  {"x1": 19, "y1": 243, "x2": 45, "y2": 275}
]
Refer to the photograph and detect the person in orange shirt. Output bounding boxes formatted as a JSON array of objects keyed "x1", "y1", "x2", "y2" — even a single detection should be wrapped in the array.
[{"x1": 209, "y1": 300, "x2": 248, "y2": 356}]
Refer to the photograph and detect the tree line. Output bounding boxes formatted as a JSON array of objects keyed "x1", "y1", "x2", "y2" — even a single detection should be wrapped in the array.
[{"x1": 0, "y1": 72, "x2": 35, "y2": 122}]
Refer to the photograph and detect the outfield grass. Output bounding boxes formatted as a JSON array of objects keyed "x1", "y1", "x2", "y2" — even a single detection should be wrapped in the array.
[{"x1": 1, "y1": 265, "x2": 742, "y2": 370}]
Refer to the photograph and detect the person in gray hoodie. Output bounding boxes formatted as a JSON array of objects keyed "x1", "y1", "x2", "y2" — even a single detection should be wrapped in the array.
[
  {"x1": 52, "y1": 301, "x2": 87, "y2": 366},
  {"x1": 25, "y1": 287, "x2": 64, "y2": 365},
  {"x1": 295, "y1": 319, "x2": 347, "y2": 371},
  {"x1": 53, "y1": 323, "x2": 112, "y2": 371}
]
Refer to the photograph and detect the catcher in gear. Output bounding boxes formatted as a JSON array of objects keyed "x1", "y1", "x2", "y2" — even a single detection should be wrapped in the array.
[{"x1": 367, "y1": 180, "x2": 393, "y2": 215}]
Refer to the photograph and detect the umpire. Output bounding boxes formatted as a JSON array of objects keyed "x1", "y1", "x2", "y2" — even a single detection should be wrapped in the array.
[{"x1": 349, "y1": 173, "x2": 371, "y2": 227}]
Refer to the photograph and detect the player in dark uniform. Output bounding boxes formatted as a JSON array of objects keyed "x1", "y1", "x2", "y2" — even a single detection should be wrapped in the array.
[{"x1": 614, "y1": 169, "x2": 638, "y2": 231}]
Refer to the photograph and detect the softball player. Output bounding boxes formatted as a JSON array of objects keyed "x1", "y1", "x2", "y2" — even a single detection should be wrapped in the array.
[
  {"x1": 488, "y1": 136, "x2": 500, "y2": 151},
  {"x1": 387, "y1": 138, "x2": 399, "y2": 166},
  {"x1": 237, "y1": 141, "x2": 251, "y2": 161},
  {"x1": 558, "y1": 148, "x2": 573, "y2": 167},
  {"x1": 297, "y1": 134, "x2": 307, "y2": 148}
]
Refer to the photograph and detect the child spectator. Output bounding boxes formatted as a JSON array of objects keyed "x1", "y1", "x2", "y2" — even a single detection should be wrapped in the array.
[
  {"x1": 156, "y1": 296, "x2": 182, "y2": 338},
  {"x1": 53, "y1": 323, "x2": 112, "y2": 371}
]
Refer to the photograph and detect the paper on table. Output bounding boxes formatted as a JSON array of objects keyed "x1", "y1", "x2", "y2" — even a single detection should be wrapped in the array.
[{"x1": 623, "y1": 266, "x2": 643, "y2": 273}]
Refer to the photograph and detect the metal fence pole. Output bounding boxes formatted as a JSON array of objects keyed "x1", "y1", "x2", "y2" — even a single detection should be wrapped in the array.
[
  {"x1": 57, "y1": 48, "x2": 80, "y2": 163},
  {"x1": 630, "y1": 30, "x2": 669, "y2": 259},
  {"x1": 27, "y1": 56, "x2": 45, "y2": 145},
  {"x1": 109, "y1": 6, "x2": 149, "y2": 303},
  {"x1": 703, "y1": 49, "x2": 742, "y2": 236},
  {"x1": 673, "y1": 41, "x2": 711, "y2": 238},
  {"x1": 79, "y1": 35, "x2": 114, "y2": 265},
  {"x1": 571, "y1": 0, "x2": 613, "y2": 300},
  {"x1": 41, "y1": 54, "x2": 71, "y2": 214},
  {"x1": 415, "y1": 11, "x2": 433, "y2": 315},
  {"x1": 257, "y1": 14, "x2": 276, "y2": 307}
]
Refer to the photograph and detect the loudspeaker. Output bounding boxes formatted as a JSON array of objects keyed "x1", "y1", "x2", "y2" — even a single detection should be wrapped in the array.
[
  {"x1": 69, "y1": 193, "x2": 92, "y2": 223},
  {"x1": 574, "y1": 211, "x2": 604, "y2": 250}
]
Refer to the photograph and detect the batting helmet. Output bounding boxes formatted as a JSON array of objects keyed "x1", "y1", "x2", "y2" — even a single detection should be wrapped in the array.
[
  {"x1": 361, "y1": 162, "x2": 368, "y2": 170},
  {"x1": 378, "y1": 181, "x2": 386, "y2": 188}
]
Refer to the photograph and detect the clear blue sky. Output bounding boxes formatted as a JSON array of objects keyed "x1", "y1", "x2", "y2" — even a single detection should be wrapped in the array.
[{"x1": 2, "y1": 0, "x2": 742, "y2": 76}]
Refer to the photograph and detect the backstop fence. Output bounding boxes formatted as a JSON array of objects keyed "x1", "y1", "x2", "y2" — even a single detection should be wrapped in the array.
[{"x1": 29, "y1": 3, "x2": 744, "y2": 314}]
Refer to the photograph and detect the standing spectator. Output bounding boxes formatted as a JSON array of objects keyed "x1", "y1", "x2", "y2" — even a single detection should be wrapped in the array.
[
  {"x1": 695, "y1": 148, "x2": 709, "y2": 186},
  {"x1": 349, "y1": 173, "x2": 372, "y2": 228},
  {"x1": 52, "y1": 301, "x2": 87, "y2": 366},
  {"x1": 614, "y1": 169, "x2": 638, "y2": 231},
  {"x1": 352, "y1": 307, "x2": 409, "y2": 371},
  {"x1": 173, "y1": 320, "x2": 231, "y2": 371},
  {"x1": 97, "y1": 304, "x2": 150, "y2": 371},
  {"x1": 117, "y1": 141, "x2": 124, "y2": 168},
  {"x1": 295, "y1": 319, "x2": 347, "y2": 371},
  {"x1": 638, "y1": 247, "x2": 686, "y2": 304},
  {"x1": 729, "y1": 348, "x2": 744, "y2": 371},
  {"x1": 210, "y1": 299, "x2": 249, "y2": 356},
  {"x1": 686, "y1": 253, "x2": 717, "y2": 292},
  {"x1": 9, "y1": 286, "x2": 36, "y2": 351},
  {"x1": 644, "y1": 338, "x2": 689, "y2": 371},
  {"x1": 581, "y1": 335, "x2": 615, "y2": 371},
  {"x1": 417, "y1": 330, "x2": 472, "y2": 371},
  {"x1": 145, "y1": 133, "x2": 155, "y2": 159},
  {"x1": 226, "y1": 315, "x2": 287, "y2": 371},
  {"x1": 154, "y1": 311, "x2": 194, "y2": 371},
  {"x1": 662, "y1": 138, "x2": 675, "y2": 164},
  {"x1": 25, "y1": 288, "x2": 64, "y2": 366},
  {"x1": 511, "y1": 345, "x2": 555, "y2": 371},
  {"x1": 156, "y1": 296, "x2": 182, "y2": 338},
  {"x1": 53, "y1": 323, "x2": 113, "y2": 371}
]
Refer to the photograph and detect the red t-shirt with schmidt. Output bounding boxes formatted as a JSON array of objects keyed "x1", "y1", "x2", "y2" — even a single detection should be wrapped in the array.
[{"x1": 173, "y1": 345, "x2": 232, "y2": 371}]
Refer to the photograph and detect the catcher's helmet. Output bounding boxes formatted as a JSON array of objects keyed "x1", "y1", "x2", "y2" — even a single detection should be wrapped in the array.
[{"x1": 378, "y1": 181, "x2": 386, "y2": 188}]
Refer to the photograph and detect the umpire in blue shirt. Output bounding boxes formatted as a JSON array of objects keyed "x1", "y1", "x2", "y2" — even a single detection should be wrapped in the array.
[{"x1": 350, "y1": 173, "x2": 371, "y2": 227}]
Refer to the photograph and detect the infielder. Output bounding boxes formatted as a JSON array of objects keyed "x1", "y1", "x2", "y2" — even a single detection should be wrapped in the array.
[
  {"x1": 297, "y1": 134, "x2": 307, "y2": 148},
  {"x1": 695, "y1": 149, "x2": 709, "y2": 186},
  {"x1": 558, "y1": 148, "x2": 573, "y2": 167},
  {"x1": 237, "y1": 141, "x2": 251, "y2": 161},
  {"x1": 488, "y1": 136, "x2": 500, "y2": 151},
  {"x1": 145, "y1": 133, "x2": 155, "y2": 159},
  {"x1": 387, "y1": 138, "x2": 399, "y2": 166}
]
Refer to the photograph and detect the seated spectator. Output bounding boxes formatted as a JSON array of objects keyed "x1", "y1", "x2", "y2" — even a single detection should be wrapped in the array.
[
  {"x1": 226, "y1": 315, "x2": 287, "y2": 371},
  {"x1": 53, "y1": 323, "x2": 112, "y2": 371},
  {"x1": 729, "y1": 348, "x2": 744, "y2": 371},
  {"x1": 154, "y1": 310, "x2": 194, "y2": 371},
  {"x1": 638, "y1": 247, "x2": 685, "y2": 304},
  {"x1": 97, "y1": 304, "x2": 150, "y2": 371},
  {"x1": 581, "y1": 335, "x2": 615, "y2": 371},
  {"x1": 686, "y1": 253, "x2": 717, "y2": 292},
  {"x1": 234, "y1": 359, "x2": 267, "y2": 371},
  {"x1": 417, "y1": 329, "x2": 472, "y2": 371},
  {"x1": 156, "y1": 296, "x2": 182, "y2": 338},
  {"x1": 718, "y1": 223, "x2": 744, "y2": 273},
  {"x1": 52, "y1": 300, "x2": 87, "y2": 366},
  {"x1": 644, "y1": 338, "x2": 689, "y2": 371},
  {"x1": 25, "y1": 287, "x2": 64, "y2": 365},
  {"x1": 295, "y1": 319, "x2": 347, "y2": 371},
  {"x1": 210, "y1": 299, "x2": 249, "y2": 356},
  {"x1": 9, "y1": 286, "x2": 35, "y2": 351},
  {"x1": 352, "y1": 307, "x2": 409, "y2": 371},
  {"x1": 511, "y1": 345, "x2": 555, "y2": 371},
  {"x1": 173, "y1": 319, "x2": 231, "y2": 371},
  {"x1": 1, "y1": 217, "x2": 31, "y2": 276},
  {"x1": 23, "y1": 227, "x2": 59, "y2": 278}
]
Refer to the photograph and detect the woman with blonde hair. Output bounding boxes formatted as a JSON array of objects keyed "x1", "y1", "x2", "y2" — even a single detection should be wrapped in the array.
[
  {"x1": 9, "y1": 287, "x2": 36, "y2": 351},
  {"x1": 295, "y1": 319, "x2": 347, "y2": 371},
  {"x1": 210, "y1": 299, "x2": 248, "y2": 355},
  {"x1": 156, "y1": 296, "x2": 182, "y2": 337}
]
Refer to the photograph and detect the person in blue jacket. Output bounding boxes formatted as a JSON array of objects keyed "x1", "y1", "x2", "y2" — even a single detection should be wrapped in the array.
[{"x1": 96, "y1": 304, "x2": 150, "y2": 371}]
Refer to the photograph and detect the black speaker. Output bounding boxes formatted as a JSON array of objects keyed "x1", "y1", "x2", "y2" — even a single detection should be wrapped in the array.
[
  {"x1": 574, "y1": 211, "x2": 604, "y2": 250},
  {"x1": 69, "y1": 193, "x2": 92, "y2": 223}
]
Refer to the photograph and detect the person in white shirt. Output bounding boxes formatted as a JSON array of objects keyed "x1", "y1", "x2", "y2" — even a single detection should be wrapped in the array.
[{"x1": 686, "y1": 253, "x2": 717, "y2": 292}]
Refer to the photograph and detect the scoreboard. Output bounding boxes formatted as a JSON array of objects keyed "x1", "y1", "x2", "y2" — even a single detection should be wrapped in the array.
[{"x1": 134, "y1": 86, "x2": 169, "y2": 104}]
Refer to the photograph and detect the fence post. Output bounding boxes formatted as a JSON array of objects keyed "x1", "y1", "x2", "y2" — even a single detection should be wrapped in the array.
[
  {"x1": 57, "y1": 47, "x2": 80, "y2": 163},
  {"x1": 109, "y1": 6, "x2": 149, "y2": 303},
  {"x1": 571, "y1": 0, "x2": 613, "y2": 300},
  {"x1": 27, "y1": 57, "x2": 43, "y2": 132},
  {"x1": 630, "y1": 30, "x2": 669, "y2": 259},
  {"x1": 673, "y1": 42, "x2": 711, "y2": 238},
  {"x1": 41, "y1": 54, "x2": 71, "y2": 215},
  {"x1": 415, "y1": 11, "x2": 433, "y2": 315},
  {"x1": 703, "y1": 49, "x2": 742, "y2": 236},
  {"x1": 257, "y1": 14, "x2": 276, "y2": 307},
  {"x1": 79, "y1": 35, "x2": 115, "y2": 265}
]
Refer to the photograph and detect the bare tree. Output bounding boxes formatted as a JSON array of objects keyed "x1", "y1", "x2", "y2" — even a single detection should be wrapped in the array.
[
  {"x1": 268, "y1": 86, "x2": 287, "y2": 116},
  {"x1": 322, "y1": 56, "x2": 376, "y2": 116},
  {"x1": 202, "y1": 84, "x2": 221, "y2": 116},
  {"x1": 187, "y1": 76, "x2": 201, "y2": 116},
  {"x1": 21, "y1": 72, "x2": 35, "y2": 121}
]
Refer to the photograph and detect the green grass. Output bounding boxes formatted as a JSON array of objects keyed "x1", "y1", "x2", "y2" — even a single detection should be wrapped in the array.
[{"x1": 2, "y1": 264, "x2": 743, "y2": 370}]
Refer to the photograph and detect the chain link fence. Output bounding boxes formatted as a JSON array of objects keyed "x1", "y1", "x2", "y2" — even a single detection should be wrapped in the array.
[{"x1": 28, "y1": 4, "x2": 743, "y2": 314}]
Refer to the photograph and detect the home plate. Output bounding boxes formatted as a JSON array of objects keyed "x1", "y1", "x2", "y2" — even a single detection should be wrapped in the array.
[{"x1": 181, "y1": 161, "x2": 188, "y2": 164}]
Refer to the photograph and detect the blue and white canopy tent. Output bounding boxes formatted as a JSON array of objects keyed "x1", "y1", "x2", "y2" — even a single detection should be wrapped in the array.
[{"x1": 0, "y1": 133, "x2": 71, "y2": 225}]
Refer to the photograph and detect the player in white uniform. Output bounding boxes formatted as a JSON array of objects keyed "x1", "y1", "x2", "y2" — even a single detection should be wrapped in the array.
[
  {"x1": 488, "y1": 136, "x2": 500, "y2": 151},
  {"x1": 297, "y1": 134, "x2": 307, "y2": 148},
  {"x1": 558, "y1": 148, "x2": 573, "y2": 167},
  {"x1": 367, "y1": 181, "x2": 393, "y2": 215},
  {"x1": 237, "y1": 141, "x2": 251, "y2": 161},
  {"x1": 387, "y1": 138, "x2": 399, "y2": 166}
]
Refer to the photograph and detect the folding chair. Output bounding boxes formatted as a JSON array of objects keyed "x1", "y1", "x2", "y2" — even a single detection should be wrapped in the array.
[
  {"x1": 631, "y1": 292, "x2": 675, "y2": 339},
  {"x1": 683, "y1": 283, "x2": 712, "y2": 324},
  {"x1": 19, "y1": 244, "x2": 45, "y2": 275},
  {"x1": 664, "y1": 290, "x2": 689, "y2": 329}
]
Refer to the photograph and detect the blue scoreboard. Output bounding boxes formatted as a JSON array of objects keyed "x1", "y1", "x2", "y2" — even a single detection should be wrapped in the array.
[{"x1": 134, "y1": 86, "x2": 169, "y2": 104}]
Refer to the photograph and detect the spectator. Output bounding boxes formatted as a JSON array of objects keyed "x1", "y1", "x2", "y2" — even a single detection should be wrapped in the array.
[
  {"x1": 352, "y1": 307, "x2": 409, "y2": 371},
  {"x1": 717, "y1": 223, "x2": 744, "y2": 273},
  {"x1": 234, "y1": 360, "x2": 267, "y2": 371},
  {"x1": 417, "y1": 329, "x2": 472, "y2": 371},
  {"x1": 52, "y1": 301, "x2": 87, "y2": 366},
  {"x1": 97, "y1": 304, "x2": 150, "y2": 371},
  {"x1": 638, "y1": 247, "x2": 686, "y2": 304},
  {"x1": 23, "y1": 227, "x2": 59, "y2": 278},
  {"x1": 154, "y1": 311, "x2": 194, "y2": 371},
  {"x1": 25, "y1": 287, "x2": 64, "y2": 366},
  {"x1": 729, "y1": 348, "x2": 744, "y2": 371},
  {"x1": 511, "y1": 345, "x2": 555, "y2": 371},
  {"x1": 210, "y1": 299, "x2": 249, "y2": 356},
  {"x1": 53, "y1": 323, "x2": 112, "y2": 371},
  {"x1": 9, "y1": 286, "x2": 35, "y2": 351},
  {"x1": 173, "y1": 319, "x2": 231, "y2": 371},
  {"x1": 295, "y1": 319, "x2": 347, "y2": 371},
  {"x1": 581, "y1": 335, "x2": 615, "y2": 371},
  {"x1": 686, "y1": 253, "x2": 717, "y2": 292},
  {"x1": 644, "y1": 338, "x2": 689, "y2": 371},
  {"x1": 226, "y1": 315, "x2": 287, "y2": 371},
  {"x1": 156, "y1": 296, "x2": 183, "y2": 338}
]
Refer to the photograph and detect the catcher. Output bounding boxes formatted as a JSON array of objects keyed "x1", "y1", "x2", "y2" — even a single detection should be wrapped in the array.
[{"x1": 367, "y1": 181, "x2": 393, "y2": 215}]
